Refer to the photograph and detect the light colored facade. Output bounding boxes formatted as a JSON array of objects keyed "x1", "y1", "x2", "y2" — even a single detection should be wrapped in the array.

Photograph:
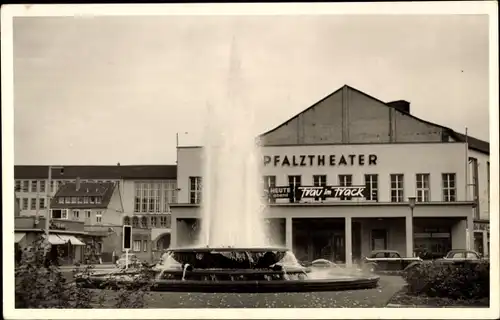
[{"x1": 170, "y1": 84, "x2": 490, "y2": 263}]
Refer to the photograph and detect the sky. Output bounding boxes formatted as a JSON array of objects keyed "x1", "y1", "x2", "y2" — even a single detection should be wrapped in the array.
[{"x1": 12, "y1": 13, "x2": 491, "y2": 165}]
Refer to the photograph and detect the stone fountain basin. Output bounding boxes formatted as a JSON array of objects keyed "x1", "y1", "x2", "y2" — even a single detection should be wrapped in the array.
[
  {"x1": 167, "y1": 247, "x2": 291, "y2": 270},
  {"x1": 77, "y1": 272, "x2": 380, "y2": 293}
]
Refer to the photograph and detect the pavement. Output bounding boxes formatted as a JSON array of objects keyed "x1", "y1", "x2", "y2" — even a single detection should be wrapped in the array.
[{"x1": 90, "y1": 275, "x2": 406, "y2": 308}]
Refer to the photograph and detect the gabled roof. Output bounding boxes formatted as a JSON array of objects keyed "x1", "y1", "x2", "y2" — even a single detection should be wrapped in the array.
[
  {"x1": 259, "y1": 84, "x2": 489, "y2": 155},
  {"x1": 51, "y1": 182, "x2": 116, "y2": 209},
  {"x1": 14, "y1": 165, "x2": 177, "y2": 180}
]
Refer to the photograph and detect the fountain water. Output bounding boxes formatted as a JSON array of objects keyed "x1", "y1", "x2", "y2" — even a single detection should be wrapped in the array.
[{"x1": 76, "y1": 37, "x2": 379, "y2": 293}]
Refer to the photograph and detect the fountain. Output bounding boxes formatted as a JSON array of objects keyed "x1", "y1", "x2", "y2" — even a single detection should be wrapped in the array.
[{"x1": 76, "y1": 37, "x2": 379, "y2": 293}]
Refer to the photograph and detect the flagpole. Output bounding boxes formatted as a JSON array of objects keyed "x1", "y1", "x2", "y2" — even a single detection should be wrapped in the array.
[{"x1": 465, "y1": 127, "x2": 469, "y2": 202}]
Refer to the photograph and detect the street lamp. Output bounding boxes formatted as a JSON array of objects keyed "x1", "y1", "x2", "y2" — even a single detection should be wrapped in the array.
[
  {"x1": 45, "y1": 166, "x2": 64, "y2": 255},
  {"x1": 408, "y1": 197, "x2": 416, "y2": 257}
]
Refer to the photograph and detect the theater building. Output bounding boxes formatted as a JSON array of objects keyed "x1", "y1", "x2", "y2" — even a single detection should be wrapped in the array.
[{"x1": 171, "y1": 85, "x2": 490, "y2": 265}]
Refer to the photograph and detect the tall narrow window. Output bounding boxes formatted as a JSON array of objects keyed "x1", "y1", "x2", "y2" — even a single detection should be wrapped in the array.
[
  {"x1": 288, "y1": 175, "x2": 301, "y2": 203},
  {"x1": 22, "y1": 198, "x2": 28, "y2": 210},
  {"x1": 39, "y1": 181, "x2": 46, "y2": 193},
  {"x1": 30, "y1": 198, "x2": 36, "y2": 210},
  {"x1": 142, "y1": 183, "x2": 149, "y2": 212},
  {"x1": 96, "y1": 211, "x2": 103, "y2": 224},
  {"x1": 263, "y1": 175, "x2": 276, "y2": 203},
  {"x1": 390, "y1": 174, "x2": 404, "y2": 203},
  {"x1": 22, "y1": 181, "x2": 29, "y2": 192},
  {"x1": 163, "y1": 180, "x2": 177, "y2": 211},
  {"x1": 313, "y1": 175, "x2": 327, "y2": 201},
  {"x1": 416, "y1": 173, "x2": 430, "y2": 202},
  {"x1": 31, "y1": 181, "x2": 38, "y2": 193},
  {"x1": 15, "y1": 180, "x2": 21, "y2": 192},
  {"x1": 134, "y1": 182, "x2": 141, "y2": 212},
  {"x1": 39, "y1": 198, "x2": 45, "y2": 209},
  {"x1": 189, "y1": 177, "x2": 202, "y2": 204},
  {"x1": 364, "y1": 174, "x2": 378, "y2": 201},
  {"x1": 442, "y1": 173, "x2": 456, "y2": 202},
  {"x1": 338, "y1": 175, "x2": 353, "y2": 200}
]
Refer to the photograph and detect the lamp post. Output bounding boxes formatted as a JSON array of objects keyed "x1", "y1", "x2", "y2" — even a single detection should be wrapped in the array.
[
  {"x1": 45, "y1": 166, "x2": 64, "y2": 255},
  {"x1": 408, "y1": 197, "x2": 416, "y2": 257}
]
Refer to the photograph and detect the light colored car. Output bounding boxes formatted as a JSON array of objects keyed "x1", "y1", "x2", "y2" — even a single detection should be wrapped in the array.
[{"x1": 115, "y1": 253, "x2": 141, "y2": 269}]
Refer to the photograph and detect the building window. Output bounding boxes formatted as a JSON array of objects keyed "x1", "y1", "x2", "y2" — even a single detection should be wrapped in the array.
[
  {"x1": 77, "y1": 197, "x2": 83, "y2": 204},
  {"x1": 30, "y1": 198, "x2": 36, "y2": 210},
  {"x1": 160, "y1": 216, "x2": 168, "y2": 228},
  {"x1": 263, "y1": 175, "x2": 276, "y2": 203},
  {"x1": 22, "y1": 181, "x2": 29, "y2": 192},
  {"x1": 364, "y1": 174, "x2": 378, "y2": 201},
  {"x1": 132, "y1": 216, "x2": 139, "y2": 228},
  {"x1": 141, "y1": 216, "x2": 148, "y2": 228},
  {"x1": 390, "y1": 174, "x2": 404, "y2": 203},
  {"x1": 288, "y1": 175, "x2": 301, "y2": 203},
  {"x1": 338, "y1": 175, "x2": 353, "y2": 200},
  {"x1": 83, "y1": 197, "x2": 89, "y2": 204},
  {"x1": 51, "y1": 209, "x2": 68, "y2": 219},
  {"x1": 58, "y1": 197, "x2": 64, "y2": 204},
  {"x1": 15, "y1": 180, "x2": 21, "y2": 192},
  {"x1": 123, "y1": 216, "x2": 130, "y2": 225},
  {"x1": 143, "y1": 240, "x2": 148, "y2": 252},
  {"x1": 163, "y1": 180, "x2": 177, "y2": 210},
  {"x1": 30, "y1": 181, "x2": 38, "y2": 193},
  {"x1": 416, "y1": 173, "x2": 430, "y2": 202},
  {"x1": 313, "y1": 175, "x2": 327, "y2": 201},
  {"x1": 135, "y1": 182, "x2": 163, "y2": 213},
  {"x1": 38, "y1": 181, "x2": 46, "y2": 193},
  {"x1": 39, "y1": 198, "x2": 45, "y2": 209},
  {"x1": 73, "y1": 210, "x2": 80, "y2": 219},
  {"x1": 133, "y1": 240, "x2": 141, "y2": 252},
  {"x1": 50, "y1": 181, "x2": 55, "y2": 193},
  {"x1": 442, "y1": 173, "x2": 456, "y2": 202},
  {"x1": 95, "y1": 197, "x2": 101, "y2": 204},
  {"x1": 90, "y1": 196, "x2": 95, "y2": 204},
  {"x1": 96, "y1": 211, "x2": 102, "y2": 224},
  {"x1": 189, "y1": 177, "x2": 203, "y2": 204},
  {"x1": 85, "y1": 210, "x2": 91, "y2": 218},
  {"x1": 22, "y1": 198, "x2": 28, "y2": 210},
  {"x1": 151, "y1": 216, "x2": 157, "y2": 228}
]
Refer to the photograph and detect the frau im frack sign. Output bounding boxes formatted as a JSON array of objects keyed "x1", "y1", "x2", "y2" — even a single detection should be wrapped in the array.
[{"x1": 263, "y1": 154, "x2": 378, "y2": 167}]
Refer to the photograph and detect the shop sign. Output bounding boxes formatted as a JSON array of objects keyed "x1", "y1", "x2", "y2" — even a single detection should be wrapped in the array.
[
  {"x1": 263, "y1": 154, "x2": 378, "y2": 167},
  {"x1": 265, "y1": 185, "x2": 369, "y2": 200}
]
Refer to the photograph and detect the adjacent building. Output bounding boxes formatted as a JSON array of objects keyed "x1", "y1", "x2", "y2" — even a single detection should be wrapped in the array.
[{"x1": 14, "y1": 165, "x2": 177, "y2": 263}]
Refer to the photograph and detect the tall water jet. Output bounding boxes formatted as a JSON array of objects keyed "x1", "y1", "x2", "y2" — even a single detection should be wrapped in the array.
[{"x1": 198, "y1": 36, "x2": 268, "y2": 248}]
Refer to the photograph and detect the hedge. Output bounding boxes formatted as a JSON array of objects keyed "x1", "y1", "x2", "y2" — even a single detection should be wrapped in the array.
[
  {"x1": 402, "y1": 260, "x2": 489, "y2": 300},
  {"x1": 15, "y1": 236, "x2": 155, "y2": 308}
]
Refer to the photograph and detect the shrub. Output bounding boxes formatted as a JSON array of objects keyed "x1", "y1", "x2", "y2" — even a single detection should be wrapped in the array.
[
  {"x1": 402, "y1": 260, "x2": 489, "y2": 300},
  {"x1": 15, "y1": 235, "x2": 155, "y2": 308}
]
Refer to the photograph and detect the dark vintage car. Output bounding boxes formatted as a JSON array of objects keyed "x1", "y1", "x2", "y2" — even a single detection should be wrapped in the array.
[{"x1": 362, "y1": 250, "x2": 422, "y2": 272}]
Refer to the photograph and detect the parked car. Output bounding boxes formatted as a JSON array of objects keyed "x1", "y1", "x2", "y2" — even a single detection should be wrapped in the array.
[
  {"x1": 115, "y1": 253, "x2": 141, "y2": 269},
  {"x1": 432, "y1": 249, "x2": 486, "y2": 265},
  {"x1": 403, "y1": 249, "x2": 485, "y2": 273},
  {"x1": 362, "y1": 250, "x2": 422, "y2": 273}
]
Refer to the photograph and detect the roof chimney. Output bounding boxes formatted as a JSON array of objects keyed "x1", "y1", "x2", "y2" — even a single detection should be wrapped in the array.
[
  {"x1": 387, "y1": 100, "x2": 410, "y2": 114},
  {"x1": 76, "y1": 177, "x2": 81, "y2": 191}
]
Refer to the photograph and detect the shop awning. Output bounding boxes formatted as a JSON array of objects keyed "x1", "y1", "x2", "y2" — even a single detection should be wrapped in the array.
[
  {"x1": 44, "y1": 234, "x2": 67, "y2": 245},
  {"x1": 58, "y1": 235, "x2": 85, "y2": 246},
  {"x1": 14, "y1": 232, "x2": 26, "y2": 243}
]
